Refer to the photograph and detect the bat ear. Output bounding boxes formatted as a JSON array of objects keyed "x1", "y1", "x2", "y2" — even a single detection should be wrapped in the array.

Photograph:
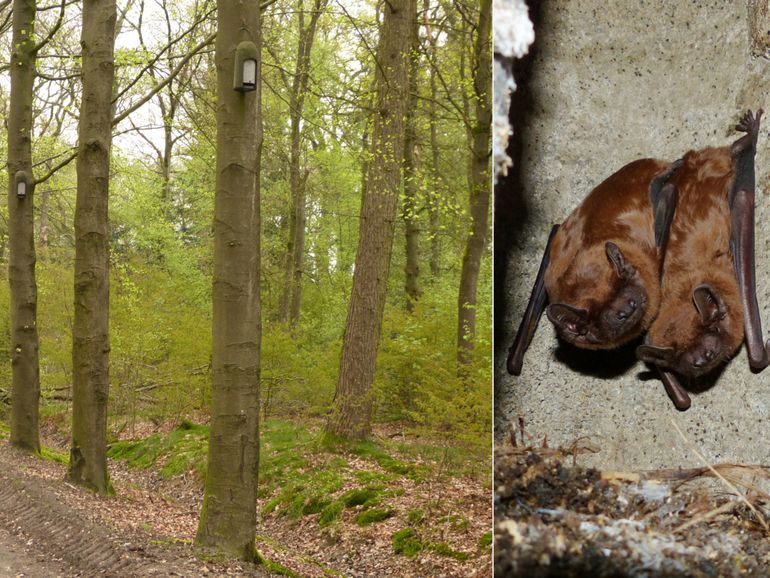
[
  {"x1": 605, "y1": 242, "x2": 636, "y2": 280},
  {"x1": 692, "y1": 284, "x2": 727, "y2": 325},
  {"x1": 547, "y1": 303, "x2": 589, "y2": 336},
  {"x1": 636, "y1": 344, "x2": 675, "y2": 364}
]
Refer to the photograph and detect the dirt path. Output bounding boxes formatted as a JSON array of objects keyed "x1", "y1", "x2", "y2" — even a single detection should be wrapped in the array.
[
  {"x1": 0, "y1": 524, "x2": 73, "y2": 578},
  {"x1": 0, "y1": 443, "x2": 270, "y2": 577}
]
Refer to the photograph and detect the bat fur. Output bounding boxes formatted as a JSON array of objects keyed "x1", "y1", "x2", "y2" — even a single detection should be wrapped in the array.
[
  {"x1": 508, "y1": 158, "x2": 679, "y2": 374},
  {"x1": 544, "y1": 159, "x2": 676, "y2": 349},
  {"x1": 638, "y1": 147, "x2": 744, "y2": 377}
]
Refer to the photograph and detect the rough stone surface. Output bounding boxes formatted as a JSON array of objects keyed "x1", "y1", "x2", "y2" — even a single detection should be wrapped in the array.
[
  {"x1": 496, "y1": 2, "x2": 770, "y2": 470},
  {"x1": 493, "y1": 0, "x2": 534, "y2": 183}
]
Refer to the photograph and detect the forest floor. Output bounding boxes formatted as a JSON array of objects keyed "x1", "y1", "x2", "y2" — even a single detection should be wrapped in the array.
[
  {"x1": 0, "y1": 416, "x2": 491, "y2": 577},
  {"x1": 494, "y1": 426, "x2": 770, "y2": 577}
]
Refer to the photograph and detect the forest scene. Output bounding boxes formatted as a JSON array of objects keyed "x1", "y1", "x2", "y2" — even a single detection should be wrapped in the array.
[{"x1": 0, "y1": 0, "x2": 492, "y2": 575}]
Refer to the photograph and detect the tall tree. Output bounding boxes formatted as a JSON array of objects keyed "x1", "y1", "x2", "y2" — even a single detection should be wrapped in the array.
[
  {"x1": 7, "y1": 0, "x2": 41, "y2": 453},
  {"x1": 196, "y1": 0, "x2": 262, "y2": 560},
  {"x1": 326, "y1": 0, "x2": 416, "y2": 441},
  {"x1": 456, "y1": 0, "x2": 491, "y2": 365},
  {"x1": 402, "y1": 6, "x2": 421, "y2": 311},
  {"x1": 68, "y1": 0, "x2": 117, "y2": 493},
  {"x1": 424, "y1": 0, "x2": 442, "y2": 280},
  {"x1": 278, "y1": 0, "x2": 326, "y2": 326}
]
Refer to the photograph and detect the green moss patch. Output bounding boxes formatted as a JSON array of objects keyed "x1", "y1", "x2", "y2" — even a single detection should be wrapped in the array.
[
  {"x1": 38, "y1": 446, "x2": 69, "y2": 464},
  {"x1": 265, "y1": 467, "x2": 345, "y2": 520},
  {"x1": 354, "y1": 508, "x2": 393, "y2": 526},
  {"x1": 428, "y1": 541, "x2": 469, "y2": 561},
  {"x1": 479, "y1": 531, "x2": 492, "y2": 549},
  {"x1": 319, "y1": 501, "x2": 344, "y2": 528},
  {"x1": 107, "y1": 420, "x2": 210, "y2": 478},
  {"x1": 393, "y1": 528, "x2": 424, "y2": 557},
  {"x1": 341, "y1": 488, "x2": 379, "y2": 507},
  {"x1": 349, "y1": 441, "x2": 418, "y2": 478},
  {"x1": 392, "y1": 527, "x2": 469, "y2": 560},
  {"x1": 407, "y1": 508, "x2": 425, "y2": 525},
  {"x1": 255, "y1": 551, "x2": 299, "y2": 577}
]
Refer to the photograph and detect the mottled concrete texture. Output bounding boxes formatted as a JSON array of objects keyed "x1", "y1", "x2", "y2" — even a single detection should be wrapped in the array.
[{"x1": 496, "y1": 2, "x2": 770, "y2": 469}]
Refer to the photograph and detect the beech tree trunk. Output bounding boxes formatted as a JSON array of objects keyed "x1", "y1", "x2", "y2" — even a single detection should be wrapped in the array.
[
  {"x1": 279, "y1": 0, "x2": 325, "y2": 326},
  {"x1": 326, "y1": 0, "x2": 415, "y2": 441},
  {"x1": 402, "y1": 11, "x2": 421, "y2": 311},
  {"x1": 456, "y1": 0, "x2": 491, "y2": 365},
  {"x1": 196, "y1": 0, "x2": 262, "y2": 561},
  {"x1": 427, "y1": 57, "x2": 441, "y2": 279},
  {"x1": 7, "y1": 0, "x2": 41, "y2": 453},
  {"x1": 67, "y1": 0, "x2": 116, "y2": 494},
  {"x1": 38, "y1": 187, "x2": 50, "y2": 257},
  {"x1": 423, "y1": 0, "x2": 441, "y2": 280}
]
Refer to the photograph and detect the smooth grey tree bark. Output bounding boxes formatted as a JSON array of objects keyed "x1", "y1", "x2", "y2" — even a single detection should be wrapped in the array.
[
  {"x1": 7, "y1": 0, "x2": 41, "y2": 453},
  {"x1": 68, "y1": 0, "x2": 117, "y2": 494},
  {"x1": 196, "y1": 0, "x2": 262, "y2": 561}
]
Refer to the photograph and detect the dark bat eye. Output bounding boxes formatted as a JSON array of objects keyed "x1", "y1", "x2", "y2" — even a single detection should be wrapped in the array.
[{"x1": 617, "y1": 311, "x2": 628, "y2": 320}]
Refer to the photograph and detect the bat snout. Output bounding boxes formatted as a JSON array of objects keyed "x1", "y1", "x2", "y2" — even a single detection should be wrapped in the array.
[
  {"x1": 615, "y1": 298, "x2": 638, "y2": 321},
  {"x1": 691, "y1": 349, "x2": 715, "y2": 369},
  {"x1": 683, "y1": 334, "x2": 722, "y2": 376}
]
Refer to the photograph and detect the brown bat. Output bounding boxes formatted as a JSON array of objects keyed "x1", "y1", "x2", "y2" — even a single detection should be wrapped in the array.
[
  {"x1": 637, "y1": 109, "x2": 768, "y2": 410},
  {"x1": 507, "y1": 157, "x2": 680, "y2": 375}
]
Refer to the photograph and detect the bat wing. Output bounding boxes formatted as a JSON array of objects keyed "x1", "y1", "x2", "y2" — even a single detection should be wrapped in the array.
[
  {"x1": 507, "y1": 224, "x2": 559, "y2": 375},
  {"x1": 649, "y1": 160, "x2": 688, "y2": 408},
  {"x1": 650, "y1": 159, "x2": 682, "y2": 263},
  {"x1": 729, "y1": 109, "x2": 770, "y2": 370}
]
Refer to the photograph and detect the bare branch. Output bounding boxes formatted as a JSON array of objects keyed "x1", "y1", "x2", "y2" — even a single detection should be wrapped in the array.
[
  {"x1": 260, "y1": 0, "x2": 281, "y2": 12},
  {"x1": 113, "y1": 30, "x2": 216, "y2": 126},
  {"x1": 32, "y1": 0, "x2": 67, "y2": 54},
  {"x1": 36, "y1": 70, "x2": 80, "y2": 81},
  {"x1": 35, "y1": 28, "x2": 215, "y2": 186},
  {"x1": 113, "y1": 6, "x2": 215, "y2": 103},
  {"x1": 33, "y1": 149, "x2": 77, "y2": 186}
]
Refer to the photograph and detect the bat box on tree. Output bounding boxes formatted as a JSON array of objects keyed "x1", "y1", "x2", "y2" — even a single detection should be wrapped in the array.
[
  {"x1": 233, "y1": 41, "x2": 259, "y2": 92},
  {"x1": 15, "y1": 170, "x2": 29, "y2": 199}
]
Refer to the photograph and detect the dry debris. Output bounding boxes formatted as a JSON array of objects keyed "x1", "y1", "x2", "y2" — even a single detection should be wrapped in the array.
[{"x1": 494, "y1": 428, "x2": 770, "y2": 578}]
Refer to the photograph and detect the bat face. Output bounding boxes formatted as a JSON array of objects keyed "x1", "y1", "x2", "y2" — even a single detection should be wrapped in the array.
[
  {"x1": 546, "y1": 241, "x2": 650, "y2": 349},
  {"x1": 637, "y1": 283, "x2": 743, "y2": 378}
]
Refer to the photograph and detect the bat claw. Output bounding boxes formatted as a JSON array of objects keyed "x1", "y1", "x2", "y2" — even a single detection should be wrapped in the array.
[
  {"x1": 736, "y1": 109, "x2": 762, "y2": 135},
  {"x1": 731, "y1": 109, "x2": 762, "y2": 157}
]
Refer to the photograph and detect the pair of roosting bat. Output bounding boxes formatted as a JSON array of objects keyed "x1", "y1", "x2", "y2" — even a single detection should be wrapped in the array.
[{"x1": 508, "y1": 109, "x2": 767, "y2": 410}]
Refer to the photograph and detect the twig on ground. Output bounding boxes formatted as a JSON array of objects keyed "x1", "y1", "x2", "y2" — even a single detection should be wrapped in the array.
[
  {"x1": 670, "y1": 418, "x2": 769, "y2": 533},
  {"x1": 673, "y1": 500, "x2": 739, "y2": 534}
]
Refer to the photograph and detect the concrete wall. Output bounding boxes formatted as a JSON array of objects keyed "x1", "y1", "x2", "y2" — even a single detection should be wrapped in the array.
[{"x1": 496, "y1": 2, "x2": 770, "y2": 470}]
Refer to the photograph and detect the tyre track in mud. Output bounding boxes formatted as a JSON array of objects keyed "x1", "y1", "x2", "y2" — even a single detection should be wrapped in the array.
[
  {"x1": 0, "y1": 460, "x2": 142, "y2": 577},
  {"x1": 0, "y1": 443, "x2": 271, "y2": 577}
]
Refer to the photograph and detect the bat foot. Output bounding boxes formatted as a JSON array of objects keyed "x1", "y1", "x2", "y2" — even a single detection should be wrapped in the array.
[
  {"x1": 731, "y1": 109, "x2": 762, "y2": 158},
  {"x1": 735, "y1": 109, "x2": 763, "y2": 137}
]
